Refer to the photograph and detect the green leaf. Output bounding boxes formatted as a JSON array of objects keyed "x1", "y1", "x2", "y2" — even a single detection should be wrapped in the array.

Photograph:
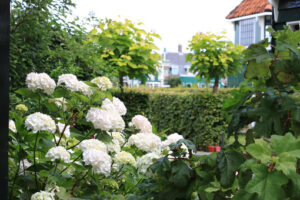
[
  {"x1": 246, "y1": 139, "x2": 271, "y2": 164},
  {"x1": 169, "y1": 160, "x2": 192, "y2": 188},
  {"x1": 276, "y1": 153, "x2": 297, "y2": 177},
  {"x1": 52, "y1": 87, "x2": 70, "y2": 98},
  {"x1": 101, "y1": 178, "x2": 119, "y2": 189},
  {"x1": 245, "y1": 165, "x2": 288, "y2": 200},
  {"x1": 56, "y1": 187, "x2": 72, "y2": 200},
  {"x1": 271, "y1": 133, "x2": 300, "y2": 156},
  {"x1": 15, "y1": 88, "x2": 40, "y2": 101},
  {"x1": 217, "y1": 151, "x2": 244, "y2": 188}
]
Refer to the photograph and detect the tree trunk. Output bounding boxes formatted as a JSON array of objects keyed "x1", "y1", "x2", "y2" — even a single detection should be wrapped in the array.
[
  {"x1": 119, "y1": 75, "x2": 124, "y2": 93},
  {"x1": 213, "y1": 76, "x2": 219, "y2": 94}
]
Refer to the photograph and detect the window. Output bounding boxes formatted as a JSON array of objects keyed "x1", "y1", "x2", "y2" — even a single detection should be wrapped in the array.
[
  {"x1": 240, "y1": 18, "x2": 255, "y2": 46},
  {"x1": 288, "y1": 21, "x2": 300, "y2": 32},
  {"x1": 171, "y1": 67, "x2": 178, "y2": 75}
]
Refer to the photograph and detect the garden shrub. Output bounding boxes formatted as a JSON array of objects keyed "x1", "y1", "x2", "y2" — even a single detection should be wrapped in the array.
[
  {"x1": 113, "y1": 88, "x2": 232, "y2": 150},
  {"x1": 9, "y1": 72, "x2": 194, "y2": 199}
]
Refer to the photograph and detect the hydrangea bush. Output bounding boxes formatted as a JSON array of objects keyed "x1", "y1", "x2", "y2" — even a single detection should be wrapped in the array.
[{"x1": 8, "y1": 73, "x2": 191, "y2": 199}]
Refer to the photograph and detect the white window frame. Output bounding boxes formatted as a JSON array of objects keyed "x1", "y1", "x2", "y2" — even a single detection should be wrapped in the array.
[
  {"x1": 287, "y1": 21, "x2": 300, "y2": 32},
  {"x1": 239, "y1": 17, "x2": 256, "y2": 47}
]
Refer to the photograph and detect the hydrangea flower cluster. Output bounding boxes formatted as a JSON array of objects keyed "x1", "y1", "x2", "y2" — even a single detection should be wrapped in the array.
[
  {"x1": 79, "y1": 139, "x2": 107, "y2": 152},
  {"x1": 25, "y1": 112, "x2": 56, "y2": 133},
  {"x1": 9, "y1": 120, "x2": 17, "y2": 133},
  {"x1": 19, "y1": 159, "x2": 32, "y2": 174},
  {"x1": 91, "y1": 76, "x2": 112, "y2": 91},
  {"x1": 52, "y1": 97, "x2": 67, "y2": 111},
  {"x1": 86, "y1": 108, "x2": 125, "y2": 131},
  {"x1": 162, "y1": 133, "x2": 184, "y2": 148},
  {"x1": 136, "y1": 152, "x2": 162, "y2": 174},
  {"x1": 128, "y1": 132, "x2": 161, "y2": 152},
  {"x1": 101, "y1": 97, "x2": 127, "y2": 116},
  {"x1": 57, "y1": 74, "x2": 93, "y2": 97},
  {"x1": 82, "y1": 149, "x2": 111, "y2": 176},
  {"x1": 16, "y1": 104, "x2": 28, "y2": 112},
  {"x1": 46, "y1": 146, "x2": 70, "y2": 163},
  {"x1": 57, "y1": 122, "x2": 70, "y2": 138},
  {"x1": 109, "y1": 132, "x2": 125, "y2": 145},
  {"x1": 106, "y1": 139, "x2": 121, "y2": 153},
  {"x1": 31, "y1": 191, "x2": 55, "y2": 200},
  {"x1": 114, "y1": 151, "x2": 136, "y2": 166},
  {"x1": 26, "y1": 72, "x2": 56, "y2": 95},
  {"x1": 129, "y1": 115, "x2": 152, "y2": 133}
]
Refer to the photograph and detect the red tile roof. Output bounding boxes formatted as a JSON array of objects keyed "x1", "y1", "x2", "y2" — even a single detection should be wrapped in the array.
[{"x1": 226, "y1": 0, "x2": 272, "y2": 19}]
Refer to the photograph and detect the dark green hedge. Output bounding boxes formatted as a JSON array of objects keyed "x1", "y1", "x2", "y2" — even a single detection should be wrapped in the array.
[{"x1": 113, "y1": 88, "x2": 232, "y2": 150}]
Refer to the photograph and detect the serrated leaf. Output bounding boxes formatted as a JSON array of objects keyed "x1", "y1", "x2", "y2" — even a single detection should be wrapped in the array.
[
  {"x1": 52, "y1": 87, "x2": 69, "y2": 98},
  {"x1": 276, "y1": 153, "x2": 297, "y2": 176},
  {"x1": 217, "y1": 151, "x2": 244, "y2": 188},
  {"x1": 246, "y1": 139, "x2": 271, "y2": 164},
  {"x1": 245, "y1": 165, "x2": 288, "y2": 200},
  {"x1": 271, "y1": 133, "x2": 300, "y2": 155}
]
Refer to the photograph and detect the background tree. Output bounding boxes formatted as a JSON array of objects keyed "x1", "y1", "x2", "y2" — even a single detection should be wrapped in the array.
[
  {"x1": 167, "y1": 77, "x2": 182, "y2": 88},
  {"x1": 186, "y1": 32, "x2": 244, "y2": 93},
  {"x1": 10, "y1": 0, "x2": 103, "y2": 91},
  {"x1": 88, "y1": 19, "x2": 161, "y2": 91}
]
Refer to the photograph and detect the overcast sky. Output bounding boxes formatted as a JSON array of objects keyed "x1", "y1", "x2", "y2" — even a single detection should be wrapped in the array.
[{"x1": 72, "y1": 0, "x2": 243, "y2": 53}]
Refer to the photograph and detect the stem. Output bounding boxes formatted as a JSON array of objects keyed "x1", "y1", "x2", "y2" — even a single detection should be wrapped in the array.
[
  {"x1": 71, "y1": 169, "x2": 90, "y2": 194},
  {"x1": 33, "y1": 132, "x2": 39, "y2": 189},
  {"x1": 57, "y1": 112, "x2": 74, "y2": 146},
  {"x1": 59, "y1": 153, "x2": 82, "y2": 174},
  {"x1": 119, "y1": 75, "x2": 124, "y2": 93}
]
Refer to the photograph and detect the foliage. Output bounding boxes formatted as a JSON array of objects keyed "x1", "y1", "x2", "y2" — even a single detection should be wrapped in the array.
[
  {"x1": 10, "y1": 0, "x2": 106, "y2": 91},
  {"x1": 87, "y1": 19, "x2": 161, "y2": 88},
  {"x1": 8, "y1": 73, "x2": 167, "y2": 199},
  {"x1": 186, "y1": 32, "x2": 244, "y2": 93},
  {"x1": 127, "y1": 28, "x2": 300, "y2": 199},
  {"x1": 168, "y1": 77, "x2": 182, "y2": 88},
  {"x1": 113, "y1": 88, "x2": 231, "y2": 149}
]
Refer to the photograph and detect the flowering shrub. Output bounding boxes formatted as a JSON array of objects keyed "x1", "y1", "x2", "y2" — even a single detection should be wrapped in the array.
[{"x1": 9, "y1": 72, "x2": 193, "y2": 199}]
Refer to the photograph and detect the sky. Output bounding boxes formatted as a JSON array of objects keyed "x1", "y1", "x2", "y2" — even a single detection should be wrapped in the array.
[{"x1": 72, "y1": 0, "x2": 243, "y2": 53}]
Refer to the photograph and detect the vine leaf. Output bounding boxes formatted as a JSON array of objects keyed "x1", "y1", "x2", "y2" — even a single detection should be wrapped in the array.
[
  {"x1": 245, "y1": 165, "x2": 288, "y2": 200},
  {"x1": 246, "y1": 139, "x2": 271, "y2": 164},
  {"x1": 217, "y1": 151, "x2": 244, "y2": 188}
]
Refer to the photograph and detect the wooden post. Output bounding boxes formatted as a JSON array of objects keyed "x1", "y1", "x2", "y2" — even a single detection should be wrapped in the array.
[{"x1": 0, "y1": 0, "x2": 10, "y2": 198}]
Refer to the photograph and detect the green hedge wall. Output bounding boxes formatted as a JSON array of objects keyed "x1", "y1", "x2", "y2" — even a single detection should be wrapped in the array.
[{"x1": 113, "y1": 88, "x2": 232, "y2": 150}]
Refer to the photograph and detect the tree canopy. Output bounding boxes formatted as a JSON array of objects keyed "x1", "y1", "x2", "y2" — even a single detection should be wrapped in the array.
[
  {"x1": 87, "y1": 19, "x2": 161, "y2": 88},
  {"x1": 186, "y1": 32, "x2": 244, "y2": 93}
]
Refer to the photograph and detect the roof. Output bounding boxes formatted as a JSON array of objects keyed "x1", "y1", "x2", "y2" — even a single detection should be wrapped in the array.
[{"x1": 226, "y1": 0, "x2": 272, "y2": 19}]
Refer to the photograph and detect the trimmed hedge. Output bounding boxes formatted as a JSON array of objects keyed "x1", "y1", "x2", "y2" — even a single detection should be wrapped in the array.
[{"x1": 113, "y1": 87, "x2": 232, "y2": 150}]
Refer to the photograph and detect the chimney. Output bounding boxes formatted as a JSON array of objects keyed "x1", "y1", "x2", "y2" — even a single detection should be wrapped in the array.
[{"x1": 178, "y1": 44, "x2": 182, "y2": 53}]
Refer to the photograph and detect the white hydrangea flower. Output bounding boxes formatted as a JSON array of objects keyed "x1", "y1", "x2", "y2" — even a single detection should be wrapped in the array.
[
  {"x1": 162, "y1": 133, "x2": 189, "y2": 158},
  {"x1": 46, "y1": 146, "x2": 70, "y2": 163},
  {"x1": 86, "y1": 108, "x2": 125, "y2": 131},
  {"x1": 162, "y1": 133, "x2": 184, "y2": 148},
  {"x1": 57, "y1": 122, "x2": 70, "y2": 137},
  {"x1": 31, "y1": 191, "x2": 55, "y2": 200},
  {"x1": 136, "y1": 152, "x2": 162, "y2": 174},
  {"x1": 79, "y1": 139, "x2": 107, "y2": 152},
  {"x1": 91, "y1": 76, "x2": 112, "y2": 91},
  {"x1": 19, "y1": 159, "x2": 32, "y2": 174},
  {"x1": 53, "y1": 98, "x2": 67, "y2": 111},
  {"x1": 25, "y1": 112, "x2": 56, "y2": 133},
  {"x1": 57, "y1": 74, "x2": 79, "y2": 92},
  {"x1": 9, "y1": 119, "x2": 17, "y2": 133},
  {"x1": 130, "y1": 115, "x2": 152, "y2": 133},
  {"x1": 101, "y1": 98, "x2": 118, "y2": 113},
  {"x1": 115, "y1": 151, "x2": 136, "y2": 166},
  {"x1": 108, "y1": 132, "x2": 125, "y2": 145},
  {"x1": 128, "y1": 132, "x2": 161, "y2": 152},
  {"x1": 78, "y1": 81, "x2": 93, "y2": 97},
  {"x1": 106, "y1": 139, "x2": 121, "y2": 153},
  {"x1": 26, "y1": 72, "x2": 56, "y2": 95},
  {"x1": 112, "y1": 97, "x2": 126, "y2": 116},
  {"x1": 82, "y1": 149, "x2": 111, "y2": 176}
]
